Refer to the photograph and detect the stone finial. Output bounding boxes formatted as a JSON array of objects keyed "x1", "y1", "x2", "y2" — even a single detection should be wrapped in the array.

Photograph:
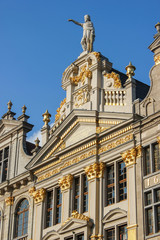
[
  {"x1": 35, "y1": 137, "x2": 40, "y2": 147},
  {"x1": 42, "y1": 110, "x2": 51, "y2": 126},
  {"x1": 155, "y1": 22, "x2": 160, "y2": 34},
  {"x1": 125, "y1": 62, "x2": 136, "y2": 79},
  {"x1": 7, "y1": 100, "x2": 13, "y2": 111},
  {"x1": 22, "y1": 105, "x2": 27, "y2": 114}
]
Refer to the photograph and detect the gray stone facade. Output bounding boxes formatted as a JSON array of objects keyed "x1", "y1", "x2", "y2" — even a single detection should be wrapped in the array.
[{"x1": 0, "y1": 22, "x2": 160, "y2": 240}]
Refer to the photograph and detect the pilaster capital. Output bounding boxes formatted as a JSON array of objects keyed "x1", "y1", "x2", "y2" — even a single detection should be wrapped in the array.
[
  {"x1": 85, "y1": 162, "x2": 105, "y2": 181},
  {"x1": 29, "y1": 187, "x2": 46, "y2": 204},
  {"x1": 5, "y1": 196, "x2": 14, "y2": 206},
  {"x1": 157, "y1": 136, "x2": 160, "y2": 146},
  {"x1": 121, "y1": 145, "x2": 142, "y2": 167},
  {"x1": 58, "y1": 174, "x2": 73, "y2": 191}
]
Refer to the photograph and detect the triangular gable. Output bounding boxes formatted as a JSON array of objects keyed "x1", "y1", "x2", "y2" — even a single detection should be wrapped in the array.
[
  {"x1": 58, "y1": 218, "x2": 91, "y2": 234},
  {"x1": 42, "y1": 230, "x2": 60, "y2": 240},
  {"x1": 0, "y1": 119, "x2": 20, "y2": 137}
]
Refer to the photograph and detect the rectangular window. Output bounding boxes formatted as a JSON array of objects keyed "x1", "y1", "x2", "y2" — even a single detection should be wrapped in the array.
[
  {"x1": 156, "y1": 205, "x2": 160, "y2": 233},
  {"x1": 83, "y1": 175, "x2": 88, "y2": 213},
  {"x1": 156, "y1": 189, "x2": 160, "y2": 202},
  {"x1": 46, "y1": 191, "x2": 53, "y2": 228},
  {"x1": 56, "y1": 187, "x2": 62, "y2": 224},
  {"x1": 118, "y1": 161, "x2": 127, "y2": 201},
  {"x1": 0, "y1": 147, "x2": 9, "y2": 182},
  {"x1": 145, "y1": 191, "x2": 152, "y2": 206},
  {"x1": 153, "y1": 143, "x2": 160, "y2": 172},
  {"x1": 106, "y1": 228, "x2": 115, "y2": 240},
  {"x1": 144, "y1": 146, "x2": 151, "y2": 175},
  {"x1": 146, "y1": 208, "x2": 153, "y2": 235},
  {"x1": 119, "y1": 225, "x2": 128, "y2": 240},
  {"x1": 76, "y1": 234, "x2": 84, "y2": 240},
  {"x1": 107, "y1": 165, "x2": 115, "y2": 205},
  {"x1": 74, "y1": 177, "x2": 80, "y2": 212}
]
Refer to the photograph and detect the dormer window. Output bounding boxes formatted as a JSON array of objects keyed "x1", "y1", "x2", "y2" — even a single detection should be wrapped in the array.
[{"x1": 0, "y1": 146, "x2": 9, "y2": 182}]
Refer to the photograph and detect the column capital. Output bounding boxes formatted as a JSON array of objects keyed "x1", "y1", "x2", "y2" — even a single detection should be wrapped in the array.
[
  {"x1": 5, "y1": 196, "x2": 14, "y2": 206},
  {"x1": 121, "y1": 145, "x2": 142, "y2": 167},
  {"x1": 29, "y1": 187, "x2": 46, "y2": 204},
  {"x1": 58, "y1": 174, "x2": 73, "y2": 191},
  {"x1": 85, "y1": 162, "x2": 105, "y2": 181}
]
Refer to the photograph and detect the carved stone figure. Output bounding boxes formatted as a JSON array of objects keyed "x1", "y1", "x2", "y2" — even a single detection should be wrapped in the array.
[{"x1": 68, "y1": 15, "x2": 95, "y2": 52}]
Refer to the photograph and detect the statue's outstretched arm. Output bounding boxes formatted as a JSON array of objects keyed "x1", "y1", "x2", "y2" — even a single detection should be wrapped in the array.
[{"x1": 68, "y1": 19, "x2": 83, "y2": 27}]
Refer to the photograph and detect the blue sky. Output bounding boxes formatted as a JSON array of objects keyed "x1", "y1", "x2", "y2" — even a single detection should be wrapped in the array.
[{"x1": 0, "y1": 0, "x2": 159, "y2": 142}]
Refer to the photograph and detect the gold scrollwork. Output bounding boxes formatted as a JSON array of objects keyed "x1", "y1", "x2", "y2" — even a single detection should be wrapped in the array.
[
  {"x1": 62, "y1": 210, "x2": 90, "y2": 226},
  {"x1": 154, "y1": 55, "x2": 160, "y2": 65},
  {"x1": 55, "y1": 98, "x2": 66, "y2": 122},
  {"x1": 29, "y1": 187, "x2": 46, "y2": 204},
  {"x1": 92, "y1": 52, "x2": 101, "y2": 61},
  {"x1": 104, "y1": 72, "x2": 122, "y2": 88},
  {"x1": 5, "y1": 196, "x2": 14, "y2": 206},
  {"x1": 70, "y1": 65, "x2": 92, "y2": 85},
  {"x1": 121, "y1": 145, "x2": 142, "y2": 167},
  {"x1": 58, "y1": 174, "x2": 73, "y2": 191},
  {"x1": 85, "y1": 162, "x2": 105, "y2": 181}
]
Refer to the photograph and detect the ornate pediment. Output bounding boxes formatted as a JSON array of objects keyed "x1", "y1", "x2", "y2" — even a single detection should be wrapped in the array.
[
  {"x1": 58, "y1": 214, "x2": 92, "y2": 234},
  {"x1": 0, "y1": 119, "x2": 20, "y2": 137},
  {"x1": 42, "y1": 230, "x2": 60, "y2": 240},
  {"x1": 103, "y1": 208, "x2": 127, "y2": 224}
]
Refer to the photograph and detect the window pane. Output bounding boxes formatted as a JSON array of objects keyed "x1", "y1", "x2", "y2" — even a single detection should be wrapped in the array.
[
  {"x1": 119, "y1": 225, "x2": 127, "y2": 240},
  {"x1": 83, "y1": 175, "x2": 88, "y2": 212},
  {"x1": 106, "y1": 228, "x2": 115, "y2": 240},
  {"x1": 145, "y1": 146, "x2": 151, "y2": 175},
  {"x1": 74, "y1": 177, "x2": 80, "y2": 212},
  {"x1": 119, "y1": 161, "x2": 127, "y2": 201},
  {"x1": 145, "y1": 192, "x2": 152, "y2": 206},
  {"x1": 2, "y1": 160, "x2": 8, "y2": 182},
  {"x1": 56, "y1": 187, "x2": 62, "y2": 224},
  {"x1": 146, "y1": 208, "x2": 153, "y2": 235},
  {"x1": 153, "y1": 143, "x2": 160, "y2": 172},
  {"x1": 4, "y1": 147, "x2": 9, "y2": 159},
  {"x1": 77, "y1": 234, "x2": 84, "y2": 240},
  {"x1": 15, "y1": 199, "x2": 29, "y2": 237},
  {"x1": 156, "y1": 189, "x2": 160, "y2": 202},
  {"x1": 0, "y1": 151, "x2": 3, "y2": 162},
  {"x1": 46, "y1": 191, "x2": 53, "y2": 228},
  {"x1": 107, "y1": 165, "x2": 115, "y2": 205},
  {"x1": 156, "y1": 205, "x2": 160, "y2": 233}
]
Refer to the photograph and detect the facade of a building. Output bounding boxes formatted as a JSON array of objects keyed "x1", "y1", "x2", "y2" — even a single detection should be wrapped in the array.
[{"x1": 0, "y1": 22, "x2": 160, "y2": 240}]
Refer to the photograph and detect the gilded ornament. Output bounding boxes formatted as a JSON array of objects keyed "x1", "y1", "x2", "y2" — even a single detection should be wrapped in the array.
[
  {"x1": 104, "y1": 72, "x2": 122, "y2": 88},
  {"x1": 42, "y1": 110, "x2": 51, "y2": 126},
  {"x1": 22, "y1": 105, "x2": 27, "y2": 114},
  {"x1": 70, "y1": 65, "x2": 92, "y2": 85},
  {"x1": 121, "y1": 145, "x2": 142, "y2": 167},
  {"x1": 7, "y1": 100, "x2": 13, "y2": 111},
  {"x1": 85, "y1": 162, "x2": 105, "y2": 180},
  {"x1": 154, "y1": 55, "x2": 160, "y2": 65},
  {"x1": 74, "y1": 88, "x2": 90, "y2": 108},
  {"x1": 5, "y1": 196, "x2": 14, "y2": 206},
  {"x1": 29, "y1": 188, "x2": 46, "y2": 204},
  {"x1": 92, "y1": 52, "x2": 101, "y2": 61},
  {"x1": 96, "y1": 127, "x2": 108, "y2": 134},
  {"x1": 58, "y1": 174, "x2": 73, "y2": 191},
  {"x1": 55, "y1": 98, "x2": 66, "y2": 122},
  {"x1": 62, "y1": 210, "x2": 90, "y2": 225},
  {"x1": 125, "y1": 62, "x2": 136, "y2": 79}
]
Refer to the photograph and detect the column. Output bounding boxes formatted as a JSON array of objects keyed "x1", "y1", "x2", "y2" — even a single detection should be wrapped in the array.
[
  {"x1": 29, "y1": 187, "x2": 46, "y2": 240},
  {"x1": 58, "y1": 174, "x2": 73, "y2": 223},
  {"x1": 85, "y1": 162, "x2": 105, "y2": 240},
  {"x1": 4, "y1": 196, "x2": 14, "y2": 240},
  {"x1": 122, "y1": 146, "x2": 141, "y2": 240}
]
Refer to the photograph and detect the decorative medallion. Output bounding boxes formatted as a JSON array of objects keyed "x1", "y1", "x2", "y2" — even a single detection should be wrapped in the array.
[{"x1": 104, "y1": 72, "x2": 122, "y2": 88}]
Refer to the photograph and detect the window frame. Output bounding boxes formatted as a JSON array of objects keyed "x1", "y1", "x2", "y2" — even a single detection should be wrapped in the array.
[{"x1": 0, "y1": 146, "x2": 10, "y2": 183}]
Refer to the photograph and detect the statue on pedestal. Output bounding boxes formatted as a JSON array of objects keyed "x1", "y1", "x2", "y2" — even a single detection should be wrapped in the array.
[{"x1": 68, "y1": 15, "x2": 95, "y2": 52}]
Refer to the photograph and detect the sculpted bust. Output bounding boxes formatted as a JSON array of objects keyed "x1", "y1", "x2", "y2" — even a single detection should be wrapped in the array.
[{"x1": 68, "y1": 15, "x2": 95, "y2": 52}]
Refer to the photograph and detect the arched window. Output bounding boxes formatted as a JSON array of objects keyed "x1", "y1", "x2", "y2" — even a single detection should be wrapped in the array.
[{"x1": 15, "y1": 199, "x2": 29, "y2": 238}]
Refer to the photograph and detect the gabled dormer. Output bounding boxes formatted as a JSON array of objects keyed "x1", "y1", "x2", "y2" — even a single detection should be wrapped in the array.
[{"x1": 0, "y1": 102, "x2": 35, "y2": 183}]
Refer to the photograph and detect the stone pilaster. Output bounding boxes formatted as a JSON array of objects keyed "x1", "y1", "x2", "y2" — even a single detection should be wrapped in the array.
[
  {"x1": 59, "y1": 174, "x2": 73, "y2": 223},
  {"x1": 85, "y1": 163, "x2": 105, "y2": 238},
  {"x1": 122, "y1": 146, "x2": 142, "y2": 240},
  {"x1": 29, "y1": 187, "x2": 46, "y2": 240}
]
